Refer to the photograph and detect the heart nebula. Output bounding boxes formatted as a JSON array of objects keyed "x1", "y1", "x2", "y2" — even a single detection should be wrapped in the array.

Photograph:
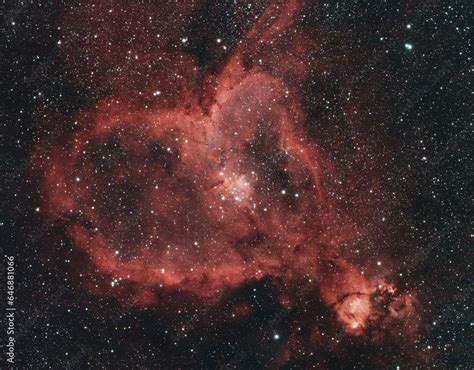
[{"x1": 34, "y1": 0, "x2": 422, "y2": 364}]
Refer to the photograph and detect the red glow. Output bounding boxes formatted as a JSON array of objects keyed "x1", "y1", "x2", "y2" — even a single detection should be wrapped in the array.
[{"x1": 34, "y1": 0, "x2": 420, "y2": 350}]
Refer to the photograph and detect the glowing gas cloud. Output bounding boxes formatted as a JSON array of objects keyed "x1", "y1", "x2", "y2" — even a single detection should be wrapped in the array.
[{"x1": 34, "y1": 0, "x2": 422, "y2": 366}]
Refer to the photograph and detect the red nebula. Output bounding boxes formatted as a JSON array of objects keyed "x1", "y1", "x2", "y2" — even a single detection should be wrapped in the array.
[{"x1": 33, "y1": 0, "x2": 420, "y2": 354}]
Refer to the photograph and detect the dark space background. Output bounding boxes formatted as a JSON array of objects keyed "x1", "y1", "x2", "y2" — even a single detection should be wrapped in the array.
[{"x1": 1, "y1": 0, "x2": 472, "y2": 368}]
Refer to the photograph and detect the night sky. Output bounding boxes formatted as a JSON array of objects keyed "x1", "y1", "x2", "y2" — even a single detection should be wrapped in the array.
[{"x1": 2, "y1": 0, "x2": 472, "y2": 368}]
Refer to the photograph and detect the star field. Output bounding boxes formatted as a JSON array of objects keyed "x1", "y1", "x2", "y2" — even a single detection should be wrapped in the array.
[{"x1": 2, "y1": 1, "x2": 472, "y2": 368}]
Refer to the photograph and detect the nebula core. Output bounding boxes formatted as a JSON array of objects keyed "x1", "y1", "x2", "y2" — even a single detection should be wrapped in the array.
[{"x1": 6, "y1": 0, "x2": 471, "y2": 368}]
